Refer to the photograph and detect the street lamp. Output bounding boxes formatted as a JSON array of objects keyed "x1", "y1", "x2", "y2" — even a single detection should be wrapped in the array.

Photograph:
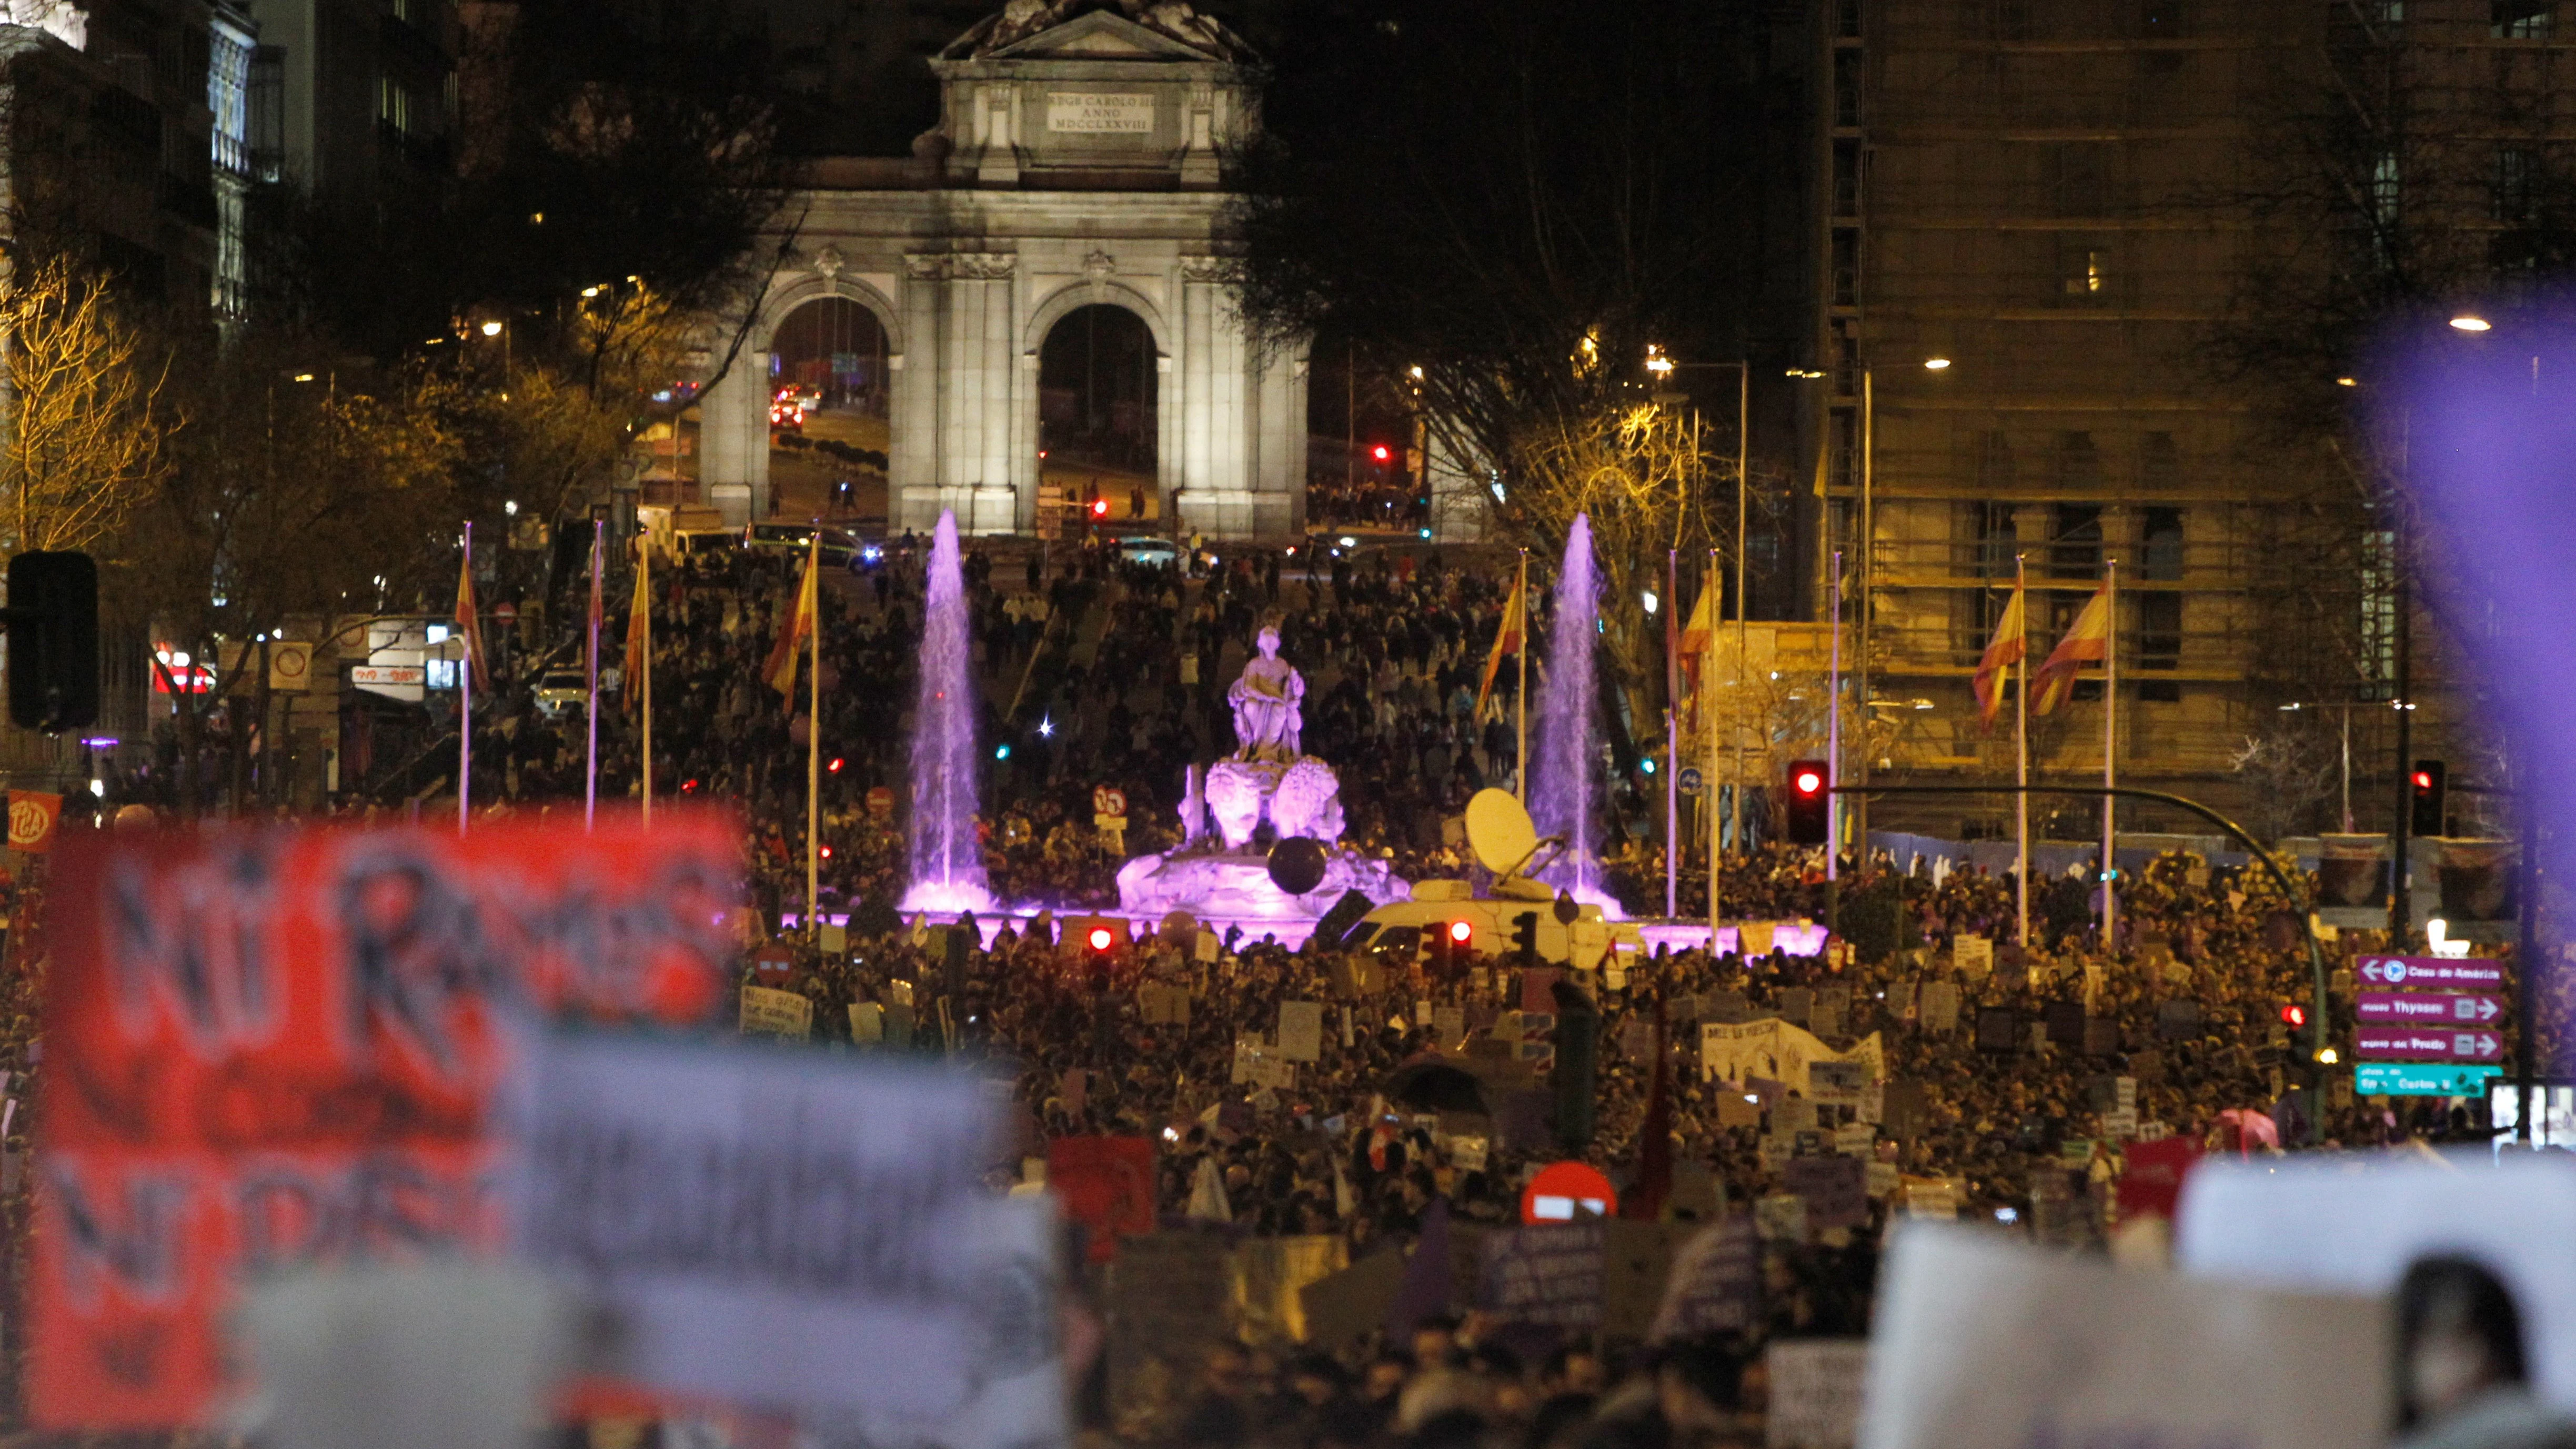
[
  {"x1": 2450, "y1": 314, "x2": 2492, "y2": 333},
  {"x1": 480, "y1": 320, "x2": 504, "y2": 337}
]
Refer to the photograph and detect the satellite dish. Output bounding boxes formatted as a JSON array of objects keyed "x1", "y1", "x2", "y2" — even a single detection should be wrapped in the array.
[
  {"x1": 1465, "y1": 788, "x2": 1541, "y2": 877},
  {"x1": 1267, "y1": 836, "x2": 1329, "y2": 896}
]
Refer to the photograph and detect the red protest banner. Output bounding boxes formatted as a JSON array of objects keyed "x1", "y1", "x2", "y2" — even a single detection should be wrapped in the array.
[
  {"x1": 2116, "y1": 1135, "x2": 2200, "y2": 1222},
  {"x1": 9, "y1": 789, "x2": 61, "y2": 852},
  {"x1": 30, "y1": 813, "x2": 740, "y2": 1428},
  {"x1": 1048, "y1": 1135, "x2": 1157, "y2": 1262}
]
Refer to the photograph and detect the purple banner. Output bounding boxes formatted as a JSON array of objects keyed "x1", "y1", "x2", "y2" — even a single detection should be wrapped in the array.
[
  {"x1": 2354, "y1": 956, "x2": 2505, "y2": 990},
  {"x1": 2356, "y1": 991, "x2": 2503, "y2": 1025},
  {"x1": 2357, "y1": 1027, "x2": 2504, "y2": 1062}
]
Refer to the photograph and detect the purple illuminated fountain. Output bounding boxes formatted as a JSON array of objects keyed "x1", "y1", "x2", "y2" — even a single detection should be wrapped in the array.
[
  {"x1": 1528, "y1": 514, "x2": 1618, "y2": 912},
  {"x1": 899, "y1": 510, "x2": 994, "y2": 914}
]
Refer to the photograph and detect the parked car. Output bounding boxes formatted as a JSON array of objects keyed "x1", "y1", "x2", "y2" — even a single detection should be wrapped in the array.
[
  {"x1": 1116, "y1": 535, "x2": 1181, "y2": 567},
  {"x1": 743, "y1": 522, "x2": 859, "y2": 567},
  {"x1": 535, "y1": 668, "x2": 589, "y2": 715}
]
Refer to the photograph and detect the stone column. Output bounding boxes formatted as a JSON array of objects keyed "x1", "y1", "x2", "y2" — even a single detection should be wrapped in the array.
[{"x1": 698, "y1": 350, "x2": 770, "y2": 526}]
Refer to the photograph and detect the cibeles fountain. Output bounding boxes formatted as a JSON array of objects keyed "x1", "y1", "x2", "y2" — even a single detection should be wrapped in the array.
[{"x1": 1117, "y1": 613, "x2": 1407, "y2": 920}]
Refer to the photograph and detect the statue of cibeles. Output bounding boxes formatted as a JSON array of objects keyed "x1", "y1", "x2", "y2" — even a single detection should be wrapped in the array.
[{"x1": 1227, "y1": 611, "x2": 1304, "y2": 763}]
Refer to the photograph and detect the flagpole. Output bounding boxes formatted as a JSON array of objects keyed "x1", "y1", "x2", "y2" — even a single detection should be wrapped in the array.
[
  {"x1": 806, "y1": 531, "x2": 822, "y2": 942},
  {"x1": 2015, "y1": 552, "x2": 2030, "y2": 947},
  {"x1": 1665, "y1": 547, "x2": 1678, "y2": 920},
  {"x1": 640, "y1": 540, "x2": 653, "y2": 827},
  {"x1": 459, "y1": 521, "x2": 472, "y2": 836},
  {"x1": 1515, "y1": 547, "x2": 1530, "y2": 804},
  {"x1": 1826, "y1": 549, "x2": 1842, "y2": 888},
  {"x1": 585, "y1": 519, "x2": 602, "y2": 832},
  {"x1": 1707, "y1": 546, "x2": 1722, "y2": 953},
  {"x1": 2101, "y1": 557, "x2": 2118, "y2": 944}
]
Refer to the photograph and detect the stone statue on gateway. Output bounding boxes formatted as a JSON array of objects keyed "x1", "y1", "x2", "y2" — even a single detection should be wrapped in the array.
[{"x1": 1226, "y1": 612, "x2": 1304, "y2": 763}]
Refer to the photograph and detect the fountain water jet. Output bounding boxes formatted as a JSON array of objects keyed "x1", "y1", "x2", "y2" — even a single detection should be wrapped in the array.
[
  {"x1": 899, "y1": 510, "x2": 994, "y2": 913},
  {"x1": 1527, "y1": 514, "x2": 1620, "y2": 914}
]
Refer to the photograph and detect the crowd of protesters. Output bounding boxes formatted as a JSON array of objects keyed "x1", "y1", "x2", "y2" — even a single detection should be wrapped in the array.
[{"x1": 82, "y1": 525, "x2": 2574, "y2": 1449}]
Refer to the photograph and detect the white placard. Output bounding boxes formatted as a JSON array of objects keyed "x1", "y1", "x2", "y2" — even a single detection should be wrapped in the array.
[
  {"x1": 1859, "y1": 1226, "x2": 2388, "y2": 1449},
  {"x1": 508, "y1": 1036, "x2": 1065, "y2": 1445},
  {"x1": 1277, "y1": 1001, "x2": 1325, "y2": 1062},
  {"x1": 2176, "y1": 1154, "x2": 2576, "y2": 1411},
  {"x1": 1768, "y1": 1339, "x2": 1869, "y2": 1449},
  {"x1": 1047, "y1": 92, "x2": 1153, "y2": 133}
]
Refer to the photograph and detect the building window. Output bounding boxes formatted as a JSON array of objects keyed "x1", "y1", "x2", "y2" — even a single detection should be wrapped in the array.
[
  {"x1": 2047, "y1": 145, "x2": 2112, "y2": 217},
  {"x1": 378, "y1": 76, "x2": 414, "y2": 136},
  {"x1": 1960, "y1": 499, "x2": 2017, "y2": 578},
  {"x1": 2140, "y1": 506, "x2": 2185, "y2": 580},
  {"x1": 2050, "y1": 503, "x2": 2102, "y2": 577},
  {"x1": 2137, "y1": 431, "x2": 2180, "y2": 490},
  {"x1": 2359, "y1": 526, "x2": 2398, "y2": 700},
  {"x1": 2370, "y1": 152, "x2": 2401, "y2": 228},
  {"x1": 2494, "y1": 146, "x2": 2540, "y2": 223},
  {"x1": 1974, "y1": 430, "x2": 2015, "y2": 491},
  {"x1": 208, "y1": 27, "x2": 251, "y2": 176},
  {"x1": 2059, "y1": 242, "x2": 2108, "y2": 302},
  {"x1": 2138, "y1": 590, "x2": 2182, "y2": 675},
  {"x1": 1834, "y1": 49, "x2": 1863, "y2": 128},
  {"x1": 2494, "y1": 0, "x2": 2552, "y2": 38},
  {"x1": 1832, "y1": 229, "x2": 1860, "y2": 306},
  {"x1": 2055, "y1": 431, "x2": 2104, "y2": 490}
]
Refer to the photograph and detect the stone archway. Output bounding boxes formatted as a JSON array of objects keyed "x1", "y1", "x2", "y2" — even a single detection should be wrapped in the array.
[
  {"x1": 768, "y1": 293, "x2": 895, "y2": 522},
  {"x1": 1035, "y1": 299, "x2": 1160, "y2": 524}
]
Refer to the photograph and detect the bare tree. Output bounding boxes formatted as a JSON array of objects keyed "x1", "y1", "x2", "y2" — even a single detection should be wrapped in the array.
[{"x1": 0, "y1": 254, "x2": 166, "y2": 551}]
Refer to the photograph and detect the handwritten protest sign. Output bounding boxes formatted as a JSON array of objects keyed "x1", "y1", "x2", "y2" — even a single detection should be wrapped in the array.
[
  {"x1": 1651, "y1": 1218, "x2": 1762, "y2": 1340},
  {"x1": 1701, "y1": 1019, "x2": 1884, "y2": 1093},
  {"x1": 1784, "y1": 1156, "x2": 1869, "y2": 1231},
  {"x1": 741, "y1": 984, "x2": 814, "y2": 1038},
  {"x1": 1277, "y1": 1000, "x2": 1324, "y2": 1061},
  {"x1": 511, "y1": 1032, "x2": 1065, "y2": 1446},
  {"x1": 1480, "y1": 1223, "x2": 1604, "y2": 1327},
  {"x1": 31, "y1": 816, "x2": 740, "y2": 1427},
  {"x1": 1859, "y1": 1226, "x2": 2387, "y2": 1449}
]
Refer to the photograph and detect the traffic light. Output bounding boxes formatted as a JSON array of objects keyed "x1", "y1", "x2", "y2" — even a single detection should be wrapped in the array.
[
  {"x1": 1446, "y1": 919, "x2": 1475, "y2": 952},
  {"x1": 1085, "y1": 924, "x2": 1116, "y2": 954},
  {"x1": 2278, "y1": 1002, "x2": 2307, "y2": 1030},
  {"x1": 8, "y1": 551, "x2": 97, "y2": 732},
  {"x1": 1511, "y1": 911, "x2": 1541, "y2": 967},
  {"x1": 2410, "y1": 758, "x2": 2447, "y2": 838},
  {"x1": 1370, "y1": 444, "x2": 1392, "y2": 465},
  {"x1": 1785, "y1": 759, "x2": 1830, "y2": 844},
  {"x1": 1090, "y1": 497, "x2": 1110, "y2": 520}
]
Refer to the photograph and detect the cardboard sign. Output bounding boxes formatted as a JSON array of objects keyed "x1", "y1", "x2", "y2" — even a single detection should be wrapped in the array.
[
  {"x1": 1769, "y1": 1339, "x2": 1870, "y2": 1449},
  {"x1": 1783, "y1": 1155, "x2": 1869, "y2": 1231},
  {"x1": 741, "y1": 984, "x2": 814, "y2": 1038},
  {"x1": 849, "y1": 1001, "x2": 884, "y2": 1043},
  {"x1": 1860, "y1": 1226, "x2": 2389, "y2": 1449},
  {"x1": 1300, "y1": 1250, "x2": 1404, "y2": 1351},
  {"x1": 31, "y1": 817, "x2": 739, "y2": 1427},
  {"x1": 1048, "y1": 1136, "x2": 1156, "y2": 1262},
  {"x1": 511, "y1": 1035, "x2": 1063, "y2": 1443},
  {"x1": 1754, "y1": 1193, "x2": 1808, "y2": 1243},
  {"x1": 8, "y1": 789, "x2": 61, "y2": 852},
  {"x1": 1953, "y1": 935, "x2": 1993, "y2": 978},
  {"x1": 1277, "y1": 1000, "x2": 1325, "y2": 1062},
  {"x1": 1918, "y1": 982, "x2": 1959, "y2": 1035}
]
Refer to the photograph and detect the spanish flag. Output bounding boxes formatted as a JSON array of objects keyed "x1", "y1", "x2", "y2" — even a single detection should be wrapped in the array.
[
  {"x1": 763, "y1": 541, "x2": 819, "y2": 698},
  {"x1": 623, "y1": 543, "x2": 651, "y2": 712},
  {"x1": 1676, "y1": 578, "x2": 1717, "y2": 732},
  {"x1": 1474, "y1": 579, "x2": 1527, "y2": 715},
  {"x1": 452, "y1": 548, "x2": 489, "y2": 692},
  {"x1": 2031, "y1": 580, "x2": 2112, "y2": 716},
  {"x1": 1971, "y1": 582, "x2": 2026, "y2": 729}
]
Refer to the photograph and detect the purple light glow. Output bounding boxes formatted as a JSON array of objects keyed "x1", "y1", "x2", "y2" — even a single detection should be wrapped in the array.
[
  {"x1": 1529, "y1": 514, "x2": 1612, "y2": 909},
  {"x1": 899, "y1": 510, "x2": 994, "y2": 915}
]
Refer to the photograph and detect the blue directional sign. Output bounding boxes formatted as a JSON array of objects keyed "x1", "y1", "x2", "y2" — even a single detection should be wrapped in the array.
[
  {"x1": 1677, "y1": 766, "x2": 1704, "y2": 797},
  {"x1": 2356, "y1": 1063, "x2": 2503, "y2": 1097}
]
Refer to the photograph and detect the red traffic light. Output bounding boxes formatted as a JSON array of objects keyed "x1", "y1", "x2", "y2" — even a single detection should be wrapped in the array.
[
  {"x1": 1447, "y1": 919, "x2": 1474, "y2": 945},
  {"x1": 1090, "y1": 498, "x2": 1110, "y2": 517},
  {"x1": 1088, "y1": 925, "x2": 1115, "y2": 952},
  {"x1": 827, "y1": 757, "x2": 844, "y2": 774},
  {"x1": 1371, "y1": 444, "x2": 1392, "y2": 462},
  {"x1": 1794, "y1": 767, "x2": 1825, "y2": 797},
  {"x1": 2412, "y1": 770, "x2": 2434, "y2": 791},
  {"x1": 2280, "y1": 1003, "x2": 2306, "y2": 1028}
]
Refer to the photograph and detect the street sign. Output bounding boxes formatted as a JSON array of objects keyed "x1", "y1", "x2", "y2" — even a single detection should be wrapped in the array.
[
  {"x1": 2354, "y1": 955, "x2": 2504, "y2": 990},
  {"x1": 865, "y1": 786, "x2": 893, "y2": 816},
  {"x1": 2357, "y1": 991, "x2": 2503, "y2": 1025},
  {"x1": 350, "y1": 666, "x2": 425, "y2": 687},
  {"x1": 267, "y1": 642, "x2": 314, "y2": 692},
  {"x1": 2356, "y1": 1027, "x2": 2503, "y2": 1062},
  {"x1": 2354, "y1": 1063, "x2": 2502, "y2": 1097},
  {"x1": 1677, "y1": 766, "x2": 1704, "y2": 797},
  {"x1": 1092, "y1": 786, "x2": 1127, "y2": 819}
]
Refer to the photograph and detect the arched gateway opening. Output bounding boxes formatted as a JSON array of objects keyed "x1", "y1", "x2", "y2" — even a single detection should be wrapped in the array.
[
  {"x1": 1038, "y1": 303, "x2": 1158, "y2": 524},
  {"x1": 768, "y1": 296, "x2": 892, "y2": 522}
]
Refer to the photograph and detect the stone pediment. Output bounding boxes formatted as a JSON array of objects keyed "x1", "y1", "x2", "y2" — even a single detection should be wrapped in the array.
[{"x1": 943, "y1": 2, "x2": 1251, "y2": 65}]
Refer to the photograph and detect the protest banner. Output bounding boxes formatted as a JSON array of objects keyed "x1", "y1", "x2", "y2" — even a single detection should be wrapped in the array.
[
  {"x1": 1048, "y1": 1136, "x2": 1157, "y2": 1262},
  {"x1": 2176, "y1": 1155, "x2": 2576, "y2": 1410},
  {"x1": 8, "y1": 789, "x2": 61, "y2": 852},
  {"x1": 740, "y1": 984, "x2": 814, "y2": 1038},
  {"x1": 1480, "y1": 1223, "x2": 1605, "y2": 1328},
  {"x1": 1231, "y1": 1235, "x2": 1348, "y2": 1346},
  {"x1": 1277, "y1": 1000, "x2": 1325, "y2": 1061},
  {"x1": 1918, "y1": 981, "x2": 1959, "y2": 1036},
  {"x1": 1768, "y1": 1340, "x2": 1869, "y2": 1449},
  {"x1": 510, "y1": 1033, "x2": 1066, "y2": 1446},
  {"x1": 2116, "y1": 1135, "x2": 2198, "y2": 1221},
  {"x1": 1700, "y1": 1019, "x2": 1884, "y2": 1093},
  {"x1": 1601, "y1": 1220, "x2": 1687, "y2": 1340},
  {"x1": 1649, "y1": 1218, "x2": 1762, "y2": 1340},
  {"x1": 1860, "y1": 1226, "x2": 2388, "y2": 1449},
  {"x1": 31, "y1": 816, "x2": 740, "y2": 1427},
  {"x1": 1107, "y1": 1232, "x2": 1235, "y2": 1415}
]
